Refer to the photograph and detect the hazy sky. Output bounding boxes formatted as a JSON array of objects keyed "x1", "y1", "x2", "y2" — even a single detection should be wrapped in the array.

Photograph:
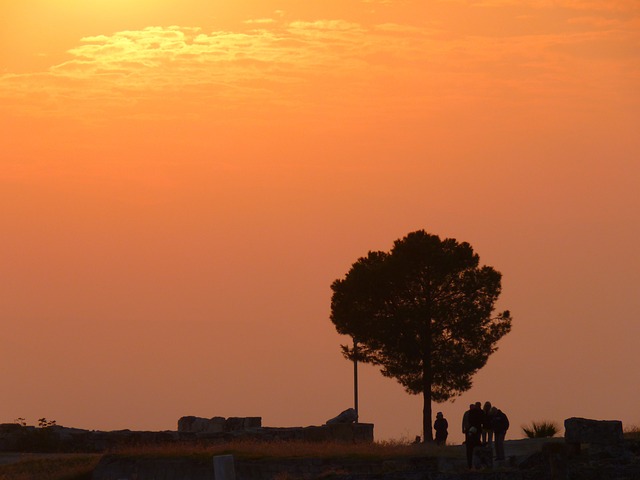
[{"x1": 1, "y1": 0, "x2": 639, "y2": 444}]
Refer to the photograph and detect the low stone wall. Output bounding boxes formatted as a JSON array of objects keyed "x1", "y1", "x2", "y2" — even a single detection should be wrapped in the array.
[
  {"x1": 176, "y1": 415, "x2": 373, "y2": 443},
  {"x1": 0, "y1": 421, "x2": 373, "y2": 453},
  {"x1": 247, "y1": 424, "x2": 374, "y2": 443},
  {"x1": 0, "y1": 424, "x2": 181, "y2": 453},
  {"x1": 178, "y1": 416, "x2": 262, "y2": 434}
]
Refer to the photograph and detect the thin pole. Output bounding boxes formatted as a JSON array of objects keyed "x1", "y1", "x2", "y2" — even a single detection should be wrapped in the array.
[{"x1": 353, "y1": 339, "x2": 359, "y2": 421}]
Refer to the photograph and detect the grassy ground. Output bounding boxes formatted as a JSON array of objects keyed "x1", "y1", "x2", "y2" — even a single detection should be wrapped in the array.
[
  {"x1": 0, "y1": 454, "x2": 101, "y2": 480},
  {"x1": 113, "y1": 439, "x2": 461, "y2": 460},
  {"x1": 2, "y1": 430, "x2": 637, "y2": 479},
  {"x1": 0, "y1": 440, "x2": 461, "y2": 479}
]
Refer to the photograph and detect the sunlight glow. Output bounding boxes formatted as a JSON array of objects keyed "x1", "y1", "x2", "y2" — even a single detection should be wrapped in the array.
[{"x1": 1, "y1": 0, "x2": 639, "y2": 444}]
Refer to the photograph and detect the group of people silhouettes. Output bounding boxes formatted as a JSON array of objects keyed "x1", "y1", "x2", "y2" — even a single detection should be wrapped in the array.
[
  {"x1": 431, "y1": 401, "x2": 510, "y2": 469},
  {"x1": 461, "y1": 401, "x2": 510, "y2": 468}
]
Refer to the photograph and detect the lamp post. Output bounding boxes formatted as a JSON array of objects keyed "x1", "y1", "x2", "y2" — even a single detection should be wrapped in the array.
[{"x1": 353, "y1": 338, "x2": 359, "y2": 421}]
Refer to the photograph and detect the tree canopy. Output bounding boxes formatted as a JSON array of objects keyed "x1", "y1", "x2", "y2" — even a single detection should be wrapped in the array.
[{"x1": 330, "y1": 230, "x2": 512, "y2": 441}]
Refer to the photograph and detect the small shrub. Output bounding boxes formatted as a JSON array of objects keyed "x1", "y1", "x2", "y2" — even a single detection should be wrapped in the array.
[
  {"x1": 522, "y1": 421, "x2": 559, "y2": 438},
  {"x1": 38, "y1": 418, "x2": 57, "y2": 428}
]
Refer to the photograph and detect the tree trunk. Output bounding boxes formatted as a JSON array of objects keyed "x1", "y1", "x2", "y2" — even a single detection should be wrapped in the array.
[
  {"x1": 422, "y1": 315, "x2": 433, "y2": 442},
  {"x1": 423, "y1": 383, "x2": 432, "y2": 442}
]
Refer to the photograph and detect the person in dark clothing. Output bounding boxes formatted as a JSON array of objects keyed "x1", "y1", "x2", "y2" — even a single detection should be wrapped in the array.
[
  {"x1": 464, "y1": 403, "x2": 484, "y2": 468},
  {"x1": 491, "y1": 407, "x2": 510, "y2": 461},
  {"x1": 482, "y1": 401, "x2": 494, "y2": 446},
  {"x1": 434, "y1": 412, "x2": 448, "y2": 445},
  {"x1": 461, "y1": 403, "x2": 474, "y2": 435},
  {"x1": 474, "y1": 402, "x2": 486, "y2": 440}
]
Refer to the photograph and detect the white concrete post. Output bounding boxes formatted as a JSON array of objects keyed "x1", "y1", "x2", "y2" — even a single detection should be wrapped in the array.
[{"x1": 213, "y1": 454, "x2": 236, "y2": 480}]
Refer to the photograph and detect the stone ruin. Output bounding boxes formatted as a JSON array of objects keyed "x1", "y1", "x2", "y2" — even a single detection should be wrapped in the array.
[
  {"x1": 0, "y1": 410, "x2": 373, "y2": 454},
  {"x1": 520, "y1": 417, "x2": 635, "y2": 480},
  {"x1": 325, "y1": 408, "x2": 358, "y2": 425},
  {"x1": 564, "y1": 417, "x2": 624, "y2": 446},
  {"x1": 177, "y1": 412, "x2": 373, "y2": 444},
  {"x1": 178, "y1": 416, "x2": 262, "y2": 435}
]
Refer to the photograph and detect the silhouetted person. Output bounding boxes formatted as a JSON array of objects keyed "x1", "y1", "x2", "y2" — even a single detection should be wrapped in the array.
[
  {"x1": 491, "y1": 407, "x2": 510, "y2": 461},
  {"x1": 464, "y1": 403, "x2": 484, "y2": 468},
  {"x1": 461, "y1": 403, "x2": 473, "y2": 435},
  {"x1": 475, "y1": 401, "x2": 485, "y2": 427},
  {"x1": 434, "y1": 412, "x2": 448, "y2": 445},
  {"x1": 482, "y1": 401, "x2": 494, "y2": 446}
]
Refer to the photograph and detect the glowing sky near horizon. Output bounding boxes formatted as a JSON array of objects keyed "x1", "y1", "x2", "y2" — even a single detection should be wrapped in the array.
[{"x1": 1, "y1": 0, "x2": 639, "y2": 443}]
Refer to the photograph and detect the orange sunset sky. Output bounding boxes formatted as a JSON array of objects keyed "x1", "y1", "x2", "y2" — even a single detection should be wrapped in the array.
[{"x1": 1, "y1": 0, "x2": 639, "y2": 443}]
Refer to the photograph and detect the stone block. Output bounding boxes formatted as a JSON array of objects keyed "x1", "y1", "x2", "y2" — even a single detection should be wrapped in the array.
[
  {"x1": 177, "y1": 416, "x2": 197, "y2": 432},
  {"x1": 353, "y1": 423, "x2": 374, "y2": 443},
  {"x1": 326, "y1": 408, "x2": 358, "y2": 425},
  {"x1": 225, "y1": 417, "x2": 245, "y2": 432},
  {"x1": 179, "y1": 416, "x2": 228, "y2": 434},
  {"x1": 208, "y1": 417, "x2": 225, "y2": 433},
  {"x1": 302, "y1": 426, "x2": 331, "y2": 442},
  {"x1": 194, "y1": 418, "x2": 213, "y2": 433},
  {"x1": 243, "y1": 417, "x2": 262, "y2": 429},
  {"x1": 564, "y1": 417, "x2": 623, "y2": 445},
  {"x1": 328, "y1": 423, "x2": 354, "y2": 442}
]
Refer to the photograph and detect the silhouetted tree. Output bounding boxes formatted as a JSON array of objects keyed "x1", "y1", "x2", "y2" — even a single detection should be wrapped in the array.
[{"x1": 330, "y1": 231, "x2": 512, "y2": 442}]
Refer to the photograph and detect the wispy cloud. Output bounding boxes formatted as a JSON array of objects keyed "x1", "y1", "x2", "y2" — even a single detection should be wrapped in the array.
[
  {"x1": 1, "y1": 2, "x2": 637, "y2": 121},
  {"x1": 244, "y1": 18, "x2": 277, "y2": 24},
  {"x1": 0, "y1": 21, "x2": 425, "y2": 119},
  {"x1": 459, "y1": 0, "x2": 640, "y2": 11}
]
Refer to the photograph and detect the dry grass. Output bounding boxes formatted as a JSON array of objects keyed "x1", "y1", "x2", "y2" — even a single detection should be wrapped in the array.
[
  {"x1": 0, "y1": 454, "x2": 101, "y2": 480},
  {"x1": 624, "y1": 425, "x2": 640, "y2": 440},
  {"x1": 0, "y1": 439, "x2": 463, "y2": 478},
  {"x1": 113, "y1": 439, "x2": 461, "y2": 460}
]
